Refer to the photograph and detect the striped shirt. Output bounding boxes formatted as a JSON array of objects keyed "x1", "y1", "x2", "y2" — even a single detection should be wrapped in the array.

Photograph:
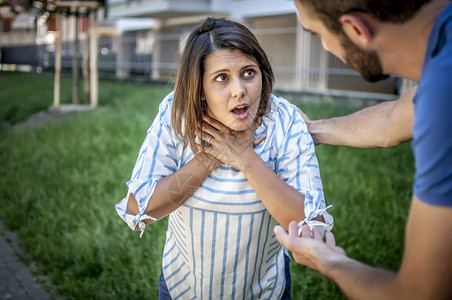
[{"x1": 116, "y1": 92, "x2": 333, "y2": 299}]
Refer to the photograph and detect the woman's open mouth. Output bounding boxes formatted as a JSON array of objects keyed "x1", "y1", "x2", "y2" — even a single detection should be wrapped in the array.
[{"x1": 231, "y1": 104, "x2": 249, "y2": 120}]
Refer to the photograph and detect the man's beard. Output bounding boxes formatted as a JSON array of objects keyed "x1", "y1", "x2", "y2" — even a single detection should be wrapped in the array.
[{"x1": 340, "y1": 33, "x2": 389, "y2": 82}]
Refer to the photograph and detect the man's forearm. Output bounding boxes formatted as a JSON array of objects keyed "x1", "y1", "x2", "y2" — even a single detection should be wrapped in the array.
[
  {"x1": 321, "y1": 254, "x2": 399, "y2": 300},
  {"x1": 275, "y1": 223, "x2": 401, "y2": 299},
  {"x1": 307, "y1": 87, "x2": 415, "y2": 148},
  {"x1": 307, "y1": 106, "x2": 396, "y2": 148},
  {"x1": 305, "y1": 195, "x2": 452, "y2": 300}
]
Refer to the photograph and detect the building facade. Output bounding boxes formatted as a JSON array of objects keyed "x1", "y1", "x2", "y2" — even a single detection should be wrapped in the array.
[
  {"x1": 106, "y1": 0, "x2": 402, "y2": 94},
  {"x1": 1, "y1": 0, "x2": 415, "y2": 95}
]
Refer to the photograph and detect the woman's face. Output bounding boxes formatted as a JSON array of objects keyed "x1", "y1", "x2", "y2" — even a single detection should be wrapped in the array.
[{"x1": 202, "y1": 49, "x2": 262, "y2": 131}]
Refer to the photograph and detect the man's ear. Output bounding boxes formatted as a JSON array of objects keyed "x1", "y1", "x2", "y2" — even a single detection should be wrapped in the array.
[{"x1": 339, "y1": 13, "x2": 374, "y2": 49}]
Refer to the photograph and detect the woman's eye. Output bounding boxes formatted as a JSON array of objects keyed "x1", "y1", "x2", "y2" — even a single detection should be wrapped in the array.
[
  {"x1": 215, "y1": 74, "x2": 228, "y2": 82},
  {"x1": 243, "y1": 69, "x2": 255, "y2": 77}
]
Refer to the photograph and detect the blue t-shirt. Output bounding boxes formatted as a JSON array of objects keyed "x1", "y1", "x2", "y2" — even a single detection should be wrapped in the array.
[{"x1": 412, "y1": 3, "x2": 452, "y2": 206}]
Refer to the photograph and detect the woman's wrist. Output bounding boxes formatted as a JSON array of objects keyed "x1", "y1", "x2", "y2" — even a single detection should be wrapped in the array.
[{"x1": 237, "y1": 148, "x2": 260, "y2": 173}]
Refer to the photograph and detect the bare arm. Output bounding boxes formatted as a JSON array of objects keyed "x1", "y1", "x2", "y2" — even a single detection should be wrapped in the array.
[
  {"x1": 275, "y1": 196, "x2": 452, "y2": 299},
  {"x1": 239, "y1": 149, "x2": 320, "y2": 230},
  {"x1": 126, "y1": 154, "x2": 220, "y2": 228},
  {"x1": 304, "y1": 87, "x2": 416, "y2": 148},
  {"x1": 126, "y1": 135, "x2": 266, "y2": 230}
]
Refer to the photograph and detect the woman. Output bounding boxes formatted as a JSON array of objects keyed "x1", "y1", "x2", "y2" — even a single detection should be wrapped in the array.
[{"x1": 115, "y1": 17, "x2": 333, "y2": 299}]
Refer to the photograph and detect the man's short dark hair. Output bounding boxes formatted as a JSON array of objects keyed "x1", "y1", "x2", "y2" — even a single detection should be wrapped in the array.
[{"x1": 296, "y1": 0, "x2": 433, "y2": 33}]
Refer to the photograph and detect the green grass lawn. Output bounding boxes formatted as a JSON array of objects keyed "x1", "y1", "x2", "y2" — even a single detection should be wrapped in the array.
[{"x1": 0, "y1": 72, "x2": 413, "y2": 299}]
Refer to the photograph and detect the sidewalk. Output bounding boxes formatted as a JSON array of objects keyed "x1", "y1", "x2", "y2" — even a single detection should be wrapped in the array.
[{"x1": 0, "y1": 220, "x2": 53, "y2": 300}]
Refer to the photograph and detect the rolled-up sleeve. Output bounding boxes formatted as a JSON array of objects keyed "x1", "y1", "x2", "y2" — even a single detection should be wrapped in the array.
[
  {"x1": 275, "y1": 101, "x2": 333, "y2": 235},
  {"x1": 115, "y1": 95, "x2": 178, "y2": 236}
]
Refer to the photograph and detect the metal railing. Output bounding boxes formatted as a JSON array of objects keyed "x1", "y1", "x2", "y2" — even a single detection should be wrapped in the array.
[{"x1": 1, "y1": 28, "x2": 399, "y2": 95}]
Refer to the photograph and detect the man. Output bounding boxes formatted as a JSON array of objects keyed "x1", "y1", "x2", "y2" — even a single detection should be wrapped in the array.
[{"x1": 274, "y1": 0, "x2": 452, "y2": 298}]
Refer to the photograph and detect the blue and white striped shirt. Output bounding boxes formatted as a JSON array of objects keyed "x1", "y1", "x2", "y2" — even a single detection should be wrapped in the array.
[{"x1": 116, "y1": 92, "x2": 333, "y2": 299}]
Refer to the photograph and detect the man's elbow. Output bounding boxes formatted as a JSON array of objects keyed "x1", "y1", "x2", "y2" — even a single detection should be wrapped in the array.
[
  {"x1": 376, "y1": 132, "x2": 411, "y2": 148},
  {"x1": 379, "y1": 137, "x2": 402, "y2": 148}
]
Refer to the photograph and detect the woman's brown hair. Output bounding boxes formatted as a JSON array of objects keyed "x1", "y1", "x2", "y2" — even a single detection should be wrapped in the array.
[{"x1": 171, "y1": 17, "x2": 274, "y2": 153}]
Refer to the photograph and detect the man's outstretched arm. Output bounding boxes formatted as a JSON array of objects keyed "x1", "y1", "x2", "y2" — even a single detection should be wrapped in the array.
[
  {"x1": 301, "y1": 87, "x2": 416, "y2": 148},
  {"x1": 275, "y1": 196, "x2": 452, "y2": 299}
]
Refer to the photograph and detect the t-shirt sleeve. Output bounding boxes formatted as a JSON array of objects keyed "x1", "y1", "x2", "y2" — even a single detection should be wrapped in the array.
[
  {"x1": 413, "y1": 62, "x2": 452, "y2": 206},
  {"x1": 115, "y1": 96, "x2": 179, "y2": 234},
  {"x1": 275, "y1": 100, "x2": 333, "y2": 233}
]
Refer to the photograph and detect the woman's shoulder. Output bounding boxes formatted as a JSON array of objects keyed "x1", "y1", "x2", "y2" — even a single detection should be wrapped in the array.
[
  {"x1": 159, "y1": 91, "x2": 175, "y2": 111},
  {"x1": 267, "y1": 94, "x2": 304, "y2": 127},
  {"x1": 144, "y1": 91, "x2": 175, "y2": 136},
  {"x1": 154, "y1": 91, "x2": 175, "y2": 123}
]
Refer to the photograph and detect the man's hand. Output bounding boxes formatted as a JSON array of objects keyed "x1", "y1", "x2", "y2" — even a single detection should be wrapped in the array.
[
  {"x1": 274, "y1": 222, "x2": 346, "y2": 274},
  {"x1": 297, "y1": 107, "x2": 311, "y2": 123},
  {"x1": 297, "y1": 107, "x2": 321, "y2": 146},
  {"x1": 295, "y1": 87, "x2": 416, "y2": 148}
]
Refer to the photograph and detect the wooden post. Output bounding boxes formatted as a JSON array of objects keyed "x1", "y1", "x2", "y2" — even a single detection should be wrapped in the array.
[
  {"x1": 53, "y1": 1, "x2": 100, "y2": 108},
  {"x1": 89, "y1": 9, "x2": 98, "y2": 107},
  {"x1": 151, "y1": 31, "x2": 161, "y2": 80},
  {"x1": 82, "y1": 14, "x2": 90, "y2": 104},
  {"x1": 72, "y1": 10, "x2": 80, "y2": 104},
  {"x1": 53, "y1": 12, "x2": 62, "y2": 107},
  {"x1": 295, "y1": 23, "x2": 303, "y2": 90}
]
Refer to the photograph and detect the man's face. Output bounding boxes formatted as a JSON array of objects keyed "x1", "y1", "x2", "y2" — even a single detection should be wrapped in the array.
[{"x1": 294, "y1": 1, "x2": 388, "y2": 82}]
